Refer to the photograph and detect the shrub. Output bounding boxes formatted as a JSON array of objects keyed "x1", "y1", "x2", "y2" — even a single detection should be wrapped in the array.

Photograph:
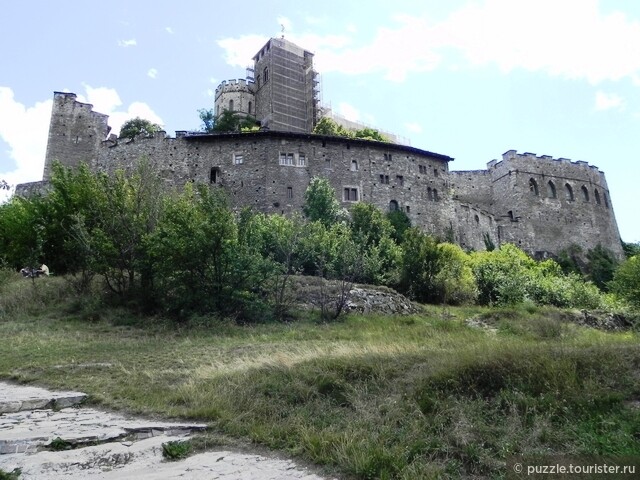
[{"x1": 610, "y1": 256, "x2": 640, "y2": 308}]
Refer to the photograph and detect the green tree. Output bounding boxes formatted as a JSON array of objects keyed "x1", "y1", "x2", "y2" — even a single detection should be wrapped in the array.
[
  {"x1": 198, "y1": 108, "x2": 216, "y2": 133},
  {"x1": 585, "y1": 244, "x2": 618, "y2": 291},
  {"x1": 119, "y1": 117, "x2": 162, "y2": 139},
  {"x1": 312, "y1": 117, "x2": 350, "y2": 137},
  {"x1": 386, "y1": 209, "x2": 411, "y2": 243},
  {"x1": 200, "y1": 109, "x2": 258, "y2": 133},
  {"x1": 302, "y1": 177, "x2": 344, "y2": 227},
  {"x1": 609, "y1": 255, "x2": 640, "y2": 308},
  {"x1": 353, "y1": 127, "x2": 389, "y2": 142},
  {"x1": 350, "y1": 203, "x2": 400, "y2": 284},
  {"x1": 622, "y1": 241, "x2": 640, "y2": 259}
]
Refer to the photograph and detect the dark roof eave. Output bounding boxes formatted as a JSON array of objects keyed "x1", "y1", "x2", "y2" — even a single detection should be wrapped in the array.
[{"x1": 182, "y1": 130, "x2": 454, "y2": 162}]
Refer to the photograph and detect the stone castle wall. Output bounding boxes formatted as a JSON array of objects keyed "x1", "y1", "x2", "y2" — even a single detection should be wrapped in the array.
[{"x1": 21, "y1": 92, "x2": 624, "y2": 260}]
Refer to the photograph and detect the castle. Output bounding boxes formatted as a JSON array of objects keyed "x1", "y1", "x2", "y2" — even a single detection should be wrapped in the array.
[{"x1": 17, "y1": 37, "x2": 624, "y2": 260}]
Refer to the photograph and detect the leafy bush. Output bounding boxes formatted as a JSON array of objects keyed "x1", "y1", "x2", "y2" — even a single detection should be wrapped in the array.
[{"x1": 610, "y1": 256, "x2": 640, "y2": 308}]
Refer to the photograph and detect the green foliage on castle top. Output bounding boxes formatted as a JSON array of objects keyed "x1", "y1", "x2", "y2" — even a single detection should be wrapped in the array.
[
  {"x1": 313, "y1": 117, "x2": 389, "y2": 142},
  {"x1": 199, "y1": 109, "x2": 259, "y2": 134},
  {"x1": 119, "y1": 117, "x2": 162, "y2": 139}
]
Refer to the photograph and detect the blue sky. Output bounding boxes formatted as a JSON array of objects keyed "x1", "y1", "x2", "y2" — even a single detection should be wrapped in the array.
[{"x1": 1, "y1": 0, "x2": 639, "y2": 242}]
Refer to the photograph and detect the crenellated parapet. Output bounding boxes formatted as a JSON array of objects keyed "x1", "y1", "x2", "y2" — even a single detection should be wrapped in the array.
[{"x1": 214, "y1": 78, "x2": 255, "y2": 100}]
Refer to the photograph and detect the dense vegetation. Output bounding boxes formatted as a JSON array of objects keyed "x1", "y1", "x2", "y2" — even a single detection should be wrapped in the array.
[
  {"x1": 0, "y1": 162, "x2": 638, "y2": 322},
  {"x1": 1, "y1": 162, "x2": 639, "y2": 479},
  {"x1": 313, "y1": 117, "x2": 390, "y2": 142}
]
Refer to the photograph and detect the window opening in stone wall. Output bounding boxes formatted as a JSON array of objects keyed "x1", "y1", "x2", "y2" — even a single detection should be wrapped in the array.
[
  {"x1": 210, "y1": 167, "x2": 220, "y2": 184},
  {"x1": 406, "y1": 205, "x2": 410, "y2": 213},
  {"x1": 508, "y1": 210, "x2": 515, "y2": 221},
  {"x1": 475, "y1": 214, "x2": 480, "y2": 225},
  {"x1": 233, "y1": 154, "x2": 243, "y2": 165},
  {"x1": 248, "y1": 101, "x2": 252, "y2": 115},
  {"x1": 434, "y1": 168, "x2": 439, "y2": 177},
  {"x1": 389, "y1": 200, "x2": 399, "y2": 211},
  {"x1": 256, "y1": 75, "x2": 261, "y2": 87},
  {"x1": 343, "y1": 187, "x2": 358, "y2": 201},
  {"x1": 581, "y1": 185, "x2": 589, "y2": 202},
  {"x1": 594, "y1": 189, "x2": 601, "y2": 205},
  {"x1": 351, "y1": 160, "x2": 358, "y2": 171},
  {"x1": 433, "y1": 189, "x2": 439, "y2": 201},
  {"x1": 419, "y1": 165, "x2": 426, "y2": 174},
  {"x1": 379, "y1": 174, "x2": 389, "y2": 184},
  {"x1": 229, "y1": 99, "x2": 234, "y2": 112},
  {"x1": 547, "y1": 180, "x2": 557, "y2": 198},
  {"x1": 264, "y1": 67, "x2": 269, "y2": 83},
  {"x1": 287, "y1": 186, "x2": 293, "y2": 199},
  {"x1": 427, "y1": 187, "x2": 433, "y2": 201},
  {"x1": 287, "y1": 153, "x2": 294, "y2": 166},
  {"x1": 603, "y1": 192, "x2": 609, "y2": 208},
  {"x1": 529, "y1": 178, "x2": 539, "y2": 196},
  {"x1": 565, "y1": 183, "x2": 574, "y2": 201},
  {"x1": 297, "y1": 154, "x2": 306, "y2": 167},
  {"x1": 396, "y1": 175, "x2": 404, "y2": 186},
  {"x1": 383, "y1": 153, "x2": 388, "y2": 161}
]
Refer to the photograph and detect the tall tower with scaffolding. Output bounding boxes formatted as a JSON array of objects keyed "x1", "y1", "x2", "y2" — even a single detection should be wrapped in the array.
[{"x1": 216, "y1": 37, "x2": 319, "y2": 133}]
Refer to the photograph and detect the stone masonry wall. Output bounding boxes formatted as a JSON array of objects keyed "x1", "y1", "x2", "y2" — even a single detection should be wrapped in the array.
[{"x1": 17, "y1": 92, "x2": 624, "y2": 261}]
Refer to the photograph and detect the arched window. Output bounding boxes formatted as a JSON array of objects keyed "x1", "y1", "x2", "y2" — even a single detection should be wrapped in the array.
[
  {"x1": 529, "y1": 178, "x2": 539, "y2": 196},
  {"x1": 248, "y1": 101, "x2": 252, "y2": 115},
  {"x1": 547, "y1": 180, "x2": 556, "y2": 198},
  {"x1": 603, "y1": 192, "x2": 609, "y2": 209},
  {"x1": 581, "y1": 185, "x2": 589, "y2": 202},
  {"x1": 229, "y1": 99, "x2": 234, "y2": 112},
  {"x1": 389, "y1": 200, "x2": 399, "y2": 212},
  {"x1": 263, "y1": 67, "x2": 269, "y2": 83},
  {"x1": 594, "y1": 189, "x2": 601, "y2": 205},
  {"x1": 565, "y1": 183, "x2": 574, "y2": 201}
]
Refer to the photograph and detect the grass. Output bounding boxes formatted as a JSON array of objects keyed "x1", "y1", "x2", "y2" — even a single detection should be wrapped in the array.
[{"x1": 1, "y1": 274, "x2": 639, "y2": 478}]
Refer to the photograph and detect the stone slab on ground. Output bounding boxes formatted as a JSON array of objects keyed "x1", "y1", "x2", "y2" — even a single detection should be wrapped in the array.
[
  {"x1": 0, "y1": 406, "x2": 207, "y2": 454},
  {"x1": 0, "y1": 381, "x2": 335, "y2": 479},
  {"x1": 0, "y1": 434, "x2": 329, "y2": 479},
  {"x1": 0, "y1": 383, "x2": 86, "y2": 414}
]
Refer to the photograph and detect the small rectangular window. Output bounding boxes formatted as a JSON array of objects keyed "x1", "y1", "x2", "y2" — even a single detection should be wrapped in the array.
[
  {"x1": 233, "y1": 154, "x2": 243, "y2": 165},
  {"x1": 434, "y1": 168, "x2": 439, "y2": 177},
  {"x1": 287, "y1": 186, "x2": 293, "y2": 199},
  {"x1": 287, "y1": 153, "x2": 294, "y2": 166},
  {"x1": 297, "y1": 154, "x2": 306, "y2": 167},
  {"x1": 396, "y1": 175, "x2": 404, "y2": 186},
  {"x1": 279, "y1": 153, "x2": 287, "y2": 165},
  {"x1": 385, "y1": 175, "x2": 389, "y2": 184}
]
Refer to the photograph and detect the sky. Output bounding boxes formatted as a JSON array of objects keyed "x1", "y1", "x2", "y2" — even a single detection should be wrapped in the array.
[{"x1": 1, "y1": 0, "x2": 639, "y2": 242}]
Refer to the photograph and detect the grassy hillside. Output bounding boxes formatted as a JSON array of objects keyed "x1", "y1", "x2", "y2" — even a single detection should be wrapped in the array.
[{"x1": 1, "y1": 275, "x2": 639, "y2": 479}]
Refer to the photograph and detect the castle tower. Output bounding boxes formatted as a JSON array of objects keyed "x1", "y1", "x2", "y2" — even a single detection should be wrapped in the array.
[
  {"x1": 43, "y1": 92, "x2": 111, "y2": 180},
  {"x1": 213, "y1": 79, "x2": 256, "y2": 121},
  {"x1": 252, "y1": 37, "x2": 319, "y2": 133},
  {"x1": 487, "y1": 150, "x2": 624, "y2": 259}
]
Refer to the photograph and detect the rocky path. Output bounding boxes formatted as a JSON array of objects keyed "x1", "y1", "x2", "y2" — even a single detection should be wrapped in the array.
[{"x1": 0, "y1": 382, "x2": 333, "y2": 479}]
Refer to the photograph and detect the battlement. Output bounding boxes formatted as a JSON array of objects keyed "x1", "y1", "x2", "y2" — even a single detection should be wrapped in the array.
[
  {"x1": 497, "y1": 149, "x2": 602, "y2": 173},
  {"x1": 215, "y1": 79, "x2": 255, "y2": 99}
]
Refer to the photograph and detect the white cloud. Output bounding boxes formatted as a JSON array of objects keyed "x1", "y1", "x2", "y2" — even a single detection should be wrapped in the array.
[
  {"x1": 595, "y1": 91, "x2": 624, "y2": 111},
  {"x1": 338, "y1": 102, "x2": 360, "y2": 122},
  {"x1": 147, "y1": 68, "x2": 158, "y2": 79},
  {"x1": 217, "y1": 35, "x2": 269, "y2": 67},
  {"x1": 0, "y1": 85, "x2": 163, "y2": 199},
  {"x1": 218, "y1": 3, "x2": 640, "y2": 84},
  {"x1": 165, "y1": 27, "x2": 174, "y2": 34},
  {"x1": 0, "y1": 87, "x2": 52, "y2": 196},
  {"x1": 405, "y1": 122, "x2": 423, "y2": 134},
  {"x1": 117, "y1": 38, "x2": 137, "y2": 47}
]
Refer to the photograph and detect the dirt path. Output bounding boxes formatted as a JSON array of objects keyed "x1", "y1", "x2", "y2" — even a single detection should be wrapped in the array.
[{"x1": 0, "y1": 382, "x2": 334, "y2": 479}]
